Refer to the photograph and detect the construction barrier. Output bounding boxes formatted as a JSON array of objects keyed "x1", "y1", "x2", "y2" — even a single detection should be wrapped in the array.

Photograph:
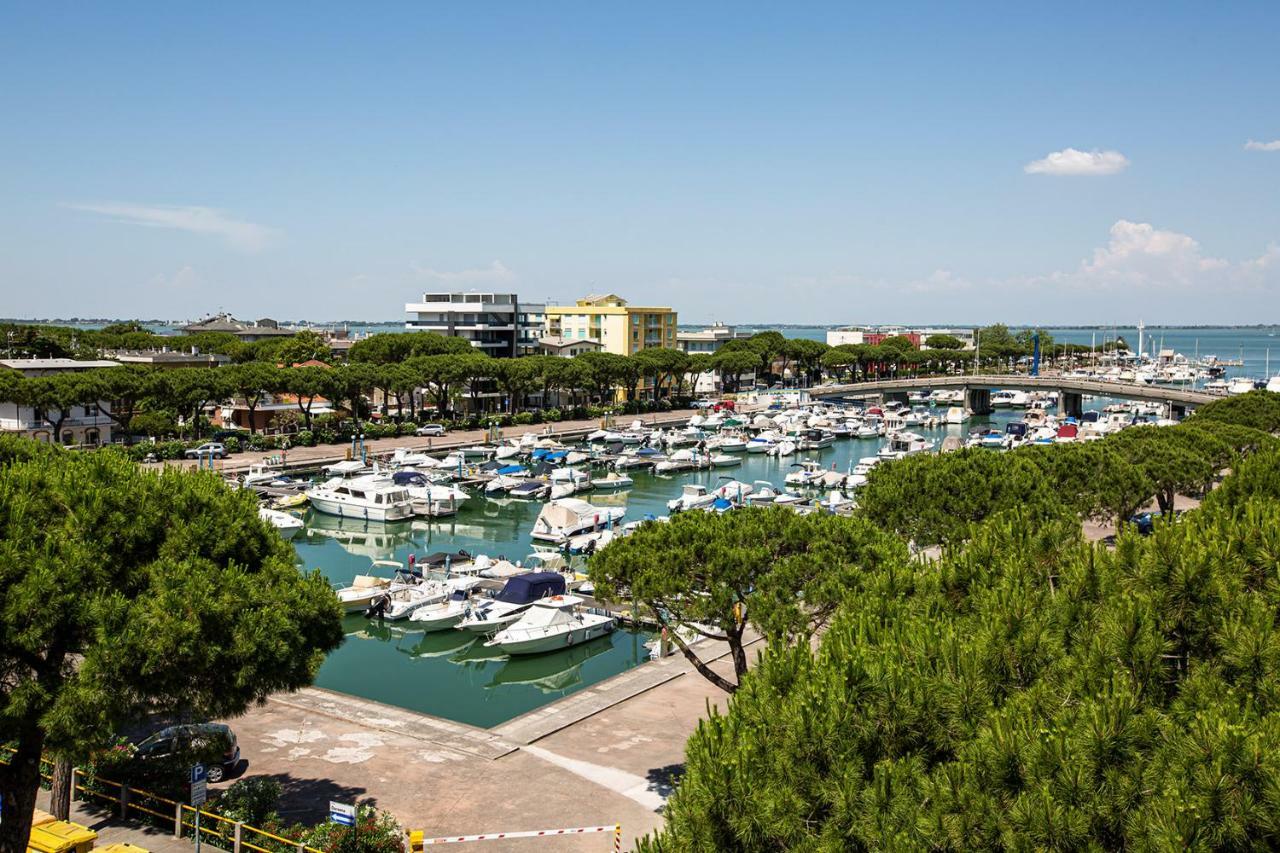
[{"x1": 423, "y1": 824, "x2": 622, "y2": 847}]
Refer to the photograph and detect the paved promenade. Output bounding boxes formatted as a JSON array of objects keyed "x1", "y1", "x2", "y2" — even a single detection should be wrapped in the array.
[
  {"x1": 157, "y1": 406, "x2": 726, "y2": 475},
  {"x1": 211, "y1": 637, "x2": 755, "y2": 852}
]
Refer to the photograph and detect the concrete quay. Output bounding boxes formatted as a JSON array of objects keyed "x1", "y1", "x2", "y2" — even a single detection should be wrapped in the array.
[
  {"x1": 157, "y1": 406, "x2": 739, "y2": 477},
  {"x1": 207, "y1": 637, "x2": 754, "y2": 851}
]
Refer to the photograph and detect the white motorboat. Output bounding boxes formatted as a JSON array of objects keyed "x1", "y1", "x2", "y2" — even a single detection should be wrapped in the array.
[
  {"x1": 744, "y1": 481, "x2": 781, "y2": 505},
  {"x1": 258, "y1": 506, "x2": 304, "y2": 540},
  {"x1": 655, "y1": 448, "x2": 704, "y2": 474},
  {"x1": 391, "y1": 471, "x2": 469, "y2": 517},
  {"x1": 484, "y1": 595, "x2": 616, "y2": 655},
  {"x1": 243, "y1": 462, "x2": 288, "y2": 487},
  {"x1": 1228, "y1": 377, "x2": 1258, "y2": 395},
  {"x1": 991, "y1": 390, "x2": 1030, "y2": 408},
  {"x1": 508, "y1": 480, "x2": 552, "y2": 500},
  {"x1": 305, "y1": 474, "x2": 414, "y2": 522},
  {"x1": 456, "y1": 572, "x2": 567, "y2": 634},
  {"x1": 745, "y1": 436, "x2": 776, "y2": 453},
  {"x1": 881, "y1": 431, "x2": 933, "y2": 456},
  {"x1": 710, "y1": 453, "x2": 741, "y2": 467},
  {"x1": 712, "y1": 480, "x2": 754, "y2": 504},
  {"x1": 785, "y1": 460, "x2": 828, "y2": 488},
  {"x1": 592, "y1": 471, "x2": 634, "y2": 490},
  {"x1": 549, "y1": 467, "x2": 593, "y2": 495},
  {"x1": 333, "y1": 559, "x2": 413, "y2": 613},
  {"x1": 856, "y1": 422, "x2": 882, "y2": 439},
  {"x1": 710, "y1": 434, "x2": 747, "y2": 452},
  {"x1": 530, "y1": 499, "x2": 626, "y2": 543},
  {"x1": 408, "y1": 589, "x2": 473, "y2": 631},
  {"x1": 667, "y1": 483, "x2": 717, "y2": 512},
  {"x1": 944, "y1": 406, "x2": 970, "y2": 425},
  {"x1": 615, "y1": 447, "x2": 664, "y2": 470},
  {"x1": 771, "y1": 439, "x2": 798, "y2": 457}
]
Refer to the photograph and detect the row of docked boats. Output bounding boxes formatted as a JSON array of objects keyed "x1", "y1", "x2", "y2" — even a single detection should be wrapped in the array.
[{"x1": 334, "y1": 554, "x2": 615, "y2": 656}]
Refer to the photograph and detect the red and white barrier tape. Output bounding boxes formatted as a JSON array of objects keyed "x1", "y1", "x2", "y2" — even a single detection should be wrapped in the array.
[{"x1": 424, "y1": 824, "x2": 621, "y2": 845}]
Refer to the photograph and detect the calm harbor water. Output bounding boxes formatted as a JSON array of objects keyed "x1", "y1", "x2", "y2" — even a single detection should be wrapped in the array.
[{"x1": 295, "y1": 405, "x2": 1052, "y2": 728}]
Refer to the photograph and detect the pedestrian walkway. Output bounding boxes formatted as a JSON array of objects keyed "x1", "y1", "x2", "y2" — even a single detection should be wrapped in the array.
[{"x1": 35, "y1": 791, "x2": 191, "y2": 853}]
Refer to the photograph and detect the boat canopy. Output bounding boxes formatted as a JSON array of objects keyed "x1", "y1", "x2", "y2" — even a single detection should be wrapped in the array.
[
  {"x1": 496, "y1": 464, "x2": 526, "y2": 475},
  {"x1": 392, "y1": 471, "x2": 430, "y2": 486},
  {"x1": 420, "y1": 550, "x2": 471, "y2": 567},
  {"x1": 495, "y1": 572, "x2": 566, "y2": 604}
]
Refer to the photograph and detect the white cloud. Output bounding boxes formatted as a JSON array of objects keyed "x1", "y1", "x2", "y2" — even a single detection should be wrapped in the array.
[
  {"x1": 410, "y1": 260, "x2": 515, "y2": 284},
  {"x1": 149, "y1": 265, "x2": 199, "y2": 289},
  {"x1": 1024, "y1": 148, "x2": 1130, "y2": 176},
  {"x1": 1245, "y1": 139, "x2": 1280, "y2": 152},
  {"x1": 66, "y1": 202, "x2": 276, "y2": 252},
  {"x1": 1015, "y1": 220, "x2": 1280, "y2": 296},
  {"x1": 905, "y1": 269, "x2": 971, "y2": 293}
]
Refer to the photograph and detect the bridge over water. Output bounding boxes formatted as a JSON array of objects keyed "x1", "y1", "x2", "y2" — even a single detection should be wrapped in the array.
[{"x1": 811, "y1": 374, "x2": 1217, "y2": 417}]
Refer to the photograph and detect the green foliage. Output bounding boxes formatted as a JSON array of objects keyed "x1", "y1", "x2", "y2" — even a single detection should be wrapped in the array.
[
  {"x1": 1192, "y1": 389, "x2": 1280, "y2": 433},
  {"x1": 925, "y1": 333, "x2": 964, "y2": 349},
  {"x1": 0, "y1": 437, "x2": 344, "y2": 849},
  {"x1": 215, "y1": 777, "x2": 284, "y2": 825},
  {"x1": 274, "y1": 330, "x2": 331, "y2": 366},
  {"x1": 643, "y1": 498, "x2": 1280, "y2": 851},
  {"x1": 860, "y1": 449, "x2": 1063, "y2": 546},
  {"x1": 302, "y1": 804, "x2": 403, "y2": 853},
  {"x1": 589, "y1": 508, "x2": 908, "y2": 692}
]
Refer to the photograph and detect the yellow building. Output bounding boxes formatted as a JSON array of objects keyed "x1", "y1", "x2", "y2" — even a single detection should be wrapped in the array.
[{"x1": 543, "y1": 294, "x2": 677, "y2": 356}]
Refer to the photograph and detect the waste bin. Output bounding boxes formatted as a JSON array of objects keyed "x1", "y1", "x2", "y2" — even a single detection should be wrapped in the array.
[
  {"x1": 27, "y1": 820, "x2": 97, "y2": 853},
  {"x1": 30, "y1": 809, "x2": 55, "y2": 828}
]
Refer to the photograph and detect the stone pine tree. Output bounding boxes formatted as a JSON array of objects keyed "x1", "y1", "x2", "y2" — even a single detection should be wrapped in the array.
[
  {"x1": 640, "y1": 497, "x2": 1280, "y2": 850},
  {"x1": 0, "y1": 438, "x2": 343, "y2": 851},
  {"x1": 588, "y1": 508, "x2": 908, "y2": 693}
]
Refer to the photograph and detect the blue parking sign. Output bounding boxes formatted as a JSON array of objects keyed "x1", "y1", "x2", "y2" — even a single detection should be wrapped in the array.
[{"x1": 191, "y1": 764, "x2": 207, "y2": 784}]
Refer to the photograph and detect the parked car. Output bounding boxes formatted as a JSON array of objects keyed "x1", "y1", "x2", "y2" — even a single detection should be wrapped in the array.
[
  {"x1": 184, "y1": 442, "x2": 227, "y2": 459},
  {"x1": 415, "y1": 424, "x2": 446, "y2": 436},
  {"x1": 691, "y1": 400, "x2": 715, "y2": 409},
  {"x1": 713, "y1": 400, "x2": 736, "y2": 412},
  {"x1": 130, "y1": 722, "x2": 240, "y2": 782}
]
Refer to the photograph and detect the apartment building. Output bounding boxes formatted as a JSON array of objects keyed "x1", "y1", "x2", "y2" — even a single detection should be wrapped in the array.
[
  {"x1": 404, "y1": 292, "x2": 545, "y2": 357},
  {"x1": 543, "y1": 294, "x2": 677, "y2": 356},
  {"x1": 0, "y1": 358, "x2": 120, "y2": 445}
]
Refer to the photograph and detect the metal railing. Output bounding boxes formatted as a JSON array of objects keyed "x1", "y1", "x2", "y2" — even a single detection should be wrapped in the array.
[{"x1": 0, "y1": 747, "x2": 325, "y2": 853}]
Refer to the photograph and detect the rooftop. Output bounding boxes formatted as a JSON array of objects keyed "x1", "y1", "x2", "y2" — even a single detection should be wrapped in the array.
[{"x1": 0, "y1": 358, "x2": 122, "y2": 372}]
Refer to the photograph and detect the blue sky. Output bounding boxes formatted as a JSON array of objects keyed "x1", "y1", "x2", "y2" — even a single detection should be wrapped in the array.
[{"x1": 2, "y1": 2, "x2": 1278, "y2": 325}]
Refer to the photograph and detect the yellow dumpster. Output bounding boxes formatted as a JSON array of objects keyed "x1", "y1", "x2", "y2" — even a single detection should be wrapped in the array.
[
  {"x1": 27, "y1": 819, "x2": 97, "y2": 853},
  {"x1": 97, "y1": 845, "x2": 149, "y2": 853},
  {"x1": 30, "y1": 809, "x2": 56, "y2": 827}
]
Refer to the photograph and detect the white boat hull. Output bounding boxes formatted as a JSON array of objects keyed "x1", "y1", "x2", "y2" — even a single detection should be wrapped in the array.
[
  {"x1": 489, "y1": 620, "x2": 615, "y2": 655},
  {"x1": 306, "y1": 496, "x2": 412, "y2": 522}
]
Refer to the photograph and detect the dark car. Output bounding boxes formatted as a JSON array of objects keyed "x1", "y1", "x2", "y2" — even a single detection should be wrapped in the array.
[
  {"x1": 131, "y1": 723, "x2": 240, "y2": 782},
  {"x1": 1128, "y1": 511, "x2": 1161, "y2": 536}
]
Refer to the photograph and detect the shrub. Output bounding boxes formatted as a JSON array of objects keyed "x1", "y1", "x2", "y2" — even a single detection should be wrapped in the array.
[
  {"x1": 224, "y1": 436, "x2": 242, "y2": 453},
  {"x1": 294, "y1": 430, "x2": 316, "y2": 447},
  {"x1": 397, "y1": 422, "x2": 417, "y2": 436},
  {"x1": 302, "y1": 805, "x2": 403, "y2": 853},
  {"x1": 214, "y1": 777, "x2": 283, "y2": 826},
  {"x1": 513, "y1": 412, "x2": 534, "y2": 426},
  {"x1": 543, "y1": 408, "x2": 562, "y2": 423}
]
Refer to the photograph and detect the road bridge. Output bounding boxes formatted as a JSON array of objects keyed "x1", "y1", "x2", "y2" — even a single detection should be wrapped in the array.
[{"x1": 811, "y1": 374, "x2": 1218, "y2": 418}]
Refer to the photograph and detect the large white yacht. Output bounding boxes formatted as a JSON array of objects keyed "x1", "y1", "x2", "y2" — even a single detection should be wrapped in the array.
[
  {"x1": 484, "y1": 595, "x2": 616, "y2": 655},
  {"x1": 305, "y1": 474, "x2": 413, "y2": 522}
]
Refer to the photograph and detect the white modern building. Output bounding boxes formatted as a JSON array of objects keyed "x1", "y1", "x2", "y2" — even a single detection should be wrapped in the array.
[
  {"x1": 0, "y1": 358, "x2": 121, "y2": 446},
  {"x1": 675, "y1": 324, "x2": 754, "y2": 354},
  {"x1": 539, "y1": 336, "x2": 604, "y2": 358},
  {"x1": 405, "y1": 292, "x2": 545, "y2": 357}
]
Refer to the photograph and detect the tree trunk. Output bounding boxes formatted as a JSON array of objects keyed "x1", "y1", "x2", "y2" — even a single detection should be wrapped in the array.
[
  {"x1": 0, "y1": 725, "x2": 46, "y2": 853},
  {"x1": 49, "y1": 755, "x2": 73, "y2": 820},
  {"x1": 663, "y1": 623, "x2": 738, "y2": 694}
]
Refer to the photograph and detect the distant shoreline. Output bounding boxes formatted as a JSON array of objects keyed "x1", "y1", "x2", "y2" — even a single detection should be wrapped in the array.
[{"x1": 3, "y1": 318, "x2": 1275, "y2": 332}]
